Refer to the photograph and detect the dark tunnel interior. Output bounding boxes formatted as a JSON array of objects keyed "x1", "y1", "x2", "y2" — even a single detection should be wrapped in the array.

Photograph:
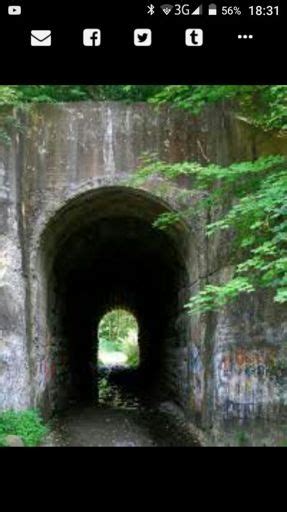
[{"x1": 41, "y1": 188, "x2": 190, "y2": 410}]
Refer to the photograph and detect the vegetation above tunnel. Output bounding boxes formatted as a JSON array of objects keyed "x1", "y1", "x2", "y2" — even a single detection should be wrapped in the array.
[
  {"x1": 132, "y1": 154, "x2": 287, "y2": 312},
  {"x1": 0, "y1": 85, "x2": 286, "y2": 130},
  {"x1": 1, "y1": 85, "x2": 286, "y2": 313}
]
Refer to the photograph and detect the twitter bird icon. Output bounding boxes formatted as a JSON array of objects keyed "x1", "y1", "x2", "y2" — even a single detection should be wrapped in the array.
[{"x1": 134, "y1": 29, "x2": 152, "y2": 46}]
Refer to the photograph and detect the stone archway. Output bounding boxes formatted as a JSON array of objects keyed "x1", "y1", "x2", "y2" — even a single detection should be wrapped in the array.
[
  {"x1": 30, "y1": 186, "x2": 191, "y2": 414},
  {"x1": 1, "y1": 101, "x2": 287, "y2": 443}
]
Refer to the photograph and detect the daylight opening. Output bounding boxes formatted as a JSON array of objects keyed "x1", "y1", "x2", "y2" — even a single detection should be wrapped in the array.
[
  {"x1": 35, "y1": 187, "x2": 191, "y2": 412},
  {"x1": 97, "y1": 309, "x2": 140, "y2": 369}
]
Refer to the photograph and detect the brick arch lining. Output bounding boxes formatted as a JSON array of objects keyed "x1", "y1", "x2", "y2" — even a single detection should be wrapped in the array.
[{"x1": 32, "y1": 186, "x2": 191, "y2": 413}]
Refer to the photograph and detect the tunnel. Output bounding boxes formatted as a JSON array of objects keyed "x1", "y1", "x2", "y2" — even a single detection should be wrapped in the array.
[{"x1": 34, "y1": 187, "x2": 191, "y2": 413}]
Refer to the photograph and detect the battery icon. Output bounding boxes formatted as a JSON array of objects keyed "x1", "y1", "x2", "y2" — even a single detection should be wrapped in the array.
[{"x1": 208, "y1": 3, "x2": 217, "y2": 15}]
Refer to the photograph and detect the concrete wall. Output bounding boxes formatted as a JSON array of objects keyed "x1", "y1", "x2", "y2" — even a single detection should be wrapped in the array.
[
  {"x1": 0, "y1": 102, "x2": 287, "y2": 442},
  {"x1": 0, "y1": 112, "x2": 30, "y2": 409}
]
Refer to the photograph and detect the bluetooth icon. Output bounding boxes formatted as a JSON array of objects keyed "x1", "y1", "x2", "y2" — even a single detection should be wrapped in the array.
[{"x1": 147, "y1": 4, "x2": 155, "y2": 15}]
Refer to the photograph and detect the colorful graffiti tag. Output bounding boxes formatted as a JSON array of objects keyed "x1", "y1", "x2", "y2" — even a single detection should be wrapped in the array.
[{"x1": 215, "y1": 347, "x2": 286, "y2": 421}]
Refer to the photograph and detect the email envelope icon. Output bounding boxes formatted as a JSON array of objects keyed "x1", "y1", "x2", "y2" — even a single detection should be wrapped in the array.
[{"x1": 31, "y1": 30, "x2": 52, "y2": 46}]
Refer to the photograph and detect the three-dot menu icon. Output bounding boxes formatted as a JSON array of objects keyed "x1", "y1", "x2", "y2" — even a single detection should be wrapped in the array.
[{"x1": 238, "y1": 35, "x2": 254, "y2": 40}]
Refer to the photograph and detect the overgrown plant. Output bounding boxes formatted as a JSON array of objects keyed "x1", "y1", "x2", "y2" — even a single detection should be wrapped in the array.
[
  {"x1": 148, "y1": 85, "x2": 287, "y2": 130},
  {"x1": 1, "y1": 85, "x2": 286, "y2": 131},
  {"x1": 132, "y1": 154, "x2": 287, "y2": 313},
  {"x1": 0, "y1": 410, "x2": 47, "y2": 447}
]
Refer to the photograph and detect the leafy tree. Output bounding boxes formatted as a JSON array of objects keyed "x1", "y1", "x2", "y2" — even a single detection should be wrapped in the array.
[
  {"x1": 148, "y1": 85, "x2": 287, "y2": 130},
  {"x1": 134, "y1": 154, "x2": 287, "y2": 313},
  {"x1": 127, "y1": 85, "x2": 287, "y2": 313}
]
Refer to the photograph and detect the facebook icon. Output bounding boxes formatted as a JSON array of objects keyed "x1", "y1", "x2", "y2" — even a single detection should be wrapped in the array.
[{"x1": 83, "y1": 29, "x2": 101, "y2": 47}]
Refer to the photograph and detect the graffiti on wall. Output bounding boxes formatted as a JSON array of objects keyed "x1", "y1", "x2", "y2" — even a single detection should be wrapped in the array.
[
  {"x1": 215, "y1": 348, "x2": 287, "y2": 421},
  {"x1": 190, "y1": 345, "x2": 204, "y2": 412},
  {"x1": 38, "y1": 358, "x2": 56, "y2": 391}
]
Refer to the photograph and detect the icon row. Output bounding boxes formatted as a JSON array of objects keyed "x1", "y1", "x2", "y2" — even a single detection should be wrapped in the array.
[
  {"x1": 30, "y1": 29, "x2": 204, "y2": 47},
  {"x1": 147, "y1": 3, "x2": 217, "y2": 16},
  {"x1": 7, "y1": 3, "x2": 217, "y2": 18}
]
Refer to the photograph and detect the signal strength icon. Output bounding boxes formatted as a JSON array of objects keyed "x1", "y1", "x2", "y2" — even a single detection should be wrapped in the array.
[
  {"x1": 192, "y1": 4, "x2": 203, "y2": 15},
  {"x1": 161, "y1": 4, "x2": 174, "y2": 15}
]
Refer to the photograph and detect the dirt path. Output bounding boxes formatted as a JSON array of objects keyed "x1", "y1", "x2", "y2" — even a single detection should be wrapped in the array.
[
  {"x1": 43, "y1": 404, "x2": 200, "y2": 447},
  {"x1": 42, "y1": 368, "x2": 199, "y2": 447},
  {"x1": 44, "y1": 406, "x2": 155, "y2": 447}
]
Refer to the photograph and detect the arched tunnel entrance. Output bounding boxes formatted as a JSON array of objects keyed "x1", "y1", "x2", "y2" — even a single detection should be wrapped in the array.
[{"x1": 34, "y1": 187, "x2": 191, "y2": 415}]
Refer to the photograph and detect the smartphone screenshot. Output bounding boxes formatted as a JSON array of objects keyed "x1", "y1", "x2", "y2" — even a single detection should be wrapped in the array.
[{"x1": 0, "y1": 1, "x2": 286, "y2": 448}]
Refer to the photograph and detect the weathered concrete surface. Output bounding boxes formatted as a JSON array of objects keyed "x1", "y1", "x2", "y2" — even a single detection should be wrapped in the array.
[
  {"x1": 0, "y1": 128, "x2": 30, "y2": 410},
  {"x1": 1, "y1": 101, "x2": 287, "y2": 445}
]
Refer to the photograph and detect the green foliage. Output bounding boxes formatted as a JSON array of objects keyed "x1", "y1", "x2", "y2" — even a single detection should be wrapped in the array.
[
  {"x1": 0, "y1": 410, "x2": 47, "y2": 447},
  {"x1": 186, "y1": 278, "x2": 255, "y2": 314},
  {"x1": 1, "y1": 85, "x2": 286, "y2": 131},
  {"x1": 98, "y1": 377, "x2": 110, "y2": 402},
  {"x1": 129, "y1": 86, "x2": 287, "y2": 313},
  {"x1": 0, "y1": 86, "x2": 19, "y2": 104},
  {"x1": 0, "y1": 85, "x2": 162, "y2": 106},
  {"x1": 0, "y1": 114, "x2": 26, "y2": 146},
  {"x1": 149, "y1": 85, "x2": 248, "y2": 111},
  {"x1": 236, "y1": 431, "x2": 250, "y2": 446},
  {"x1": 0, "y1": 85, "x2": 286, "y2": 133},
  {"x1": 98, "y1": 309, "x2": 139, "y2": 368},
  {"x1": 98, "y1": 309, "x2": 138, "y2": 351},
  {"x1": 122, "y1": 336, "x2": 140, "y2": 367},
  {"x1": 149, "y1": 85, "x2": 287, "y2": 130},
  {"x1": 134, "y1": 155, "x2": 287, "y2": 313}
]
